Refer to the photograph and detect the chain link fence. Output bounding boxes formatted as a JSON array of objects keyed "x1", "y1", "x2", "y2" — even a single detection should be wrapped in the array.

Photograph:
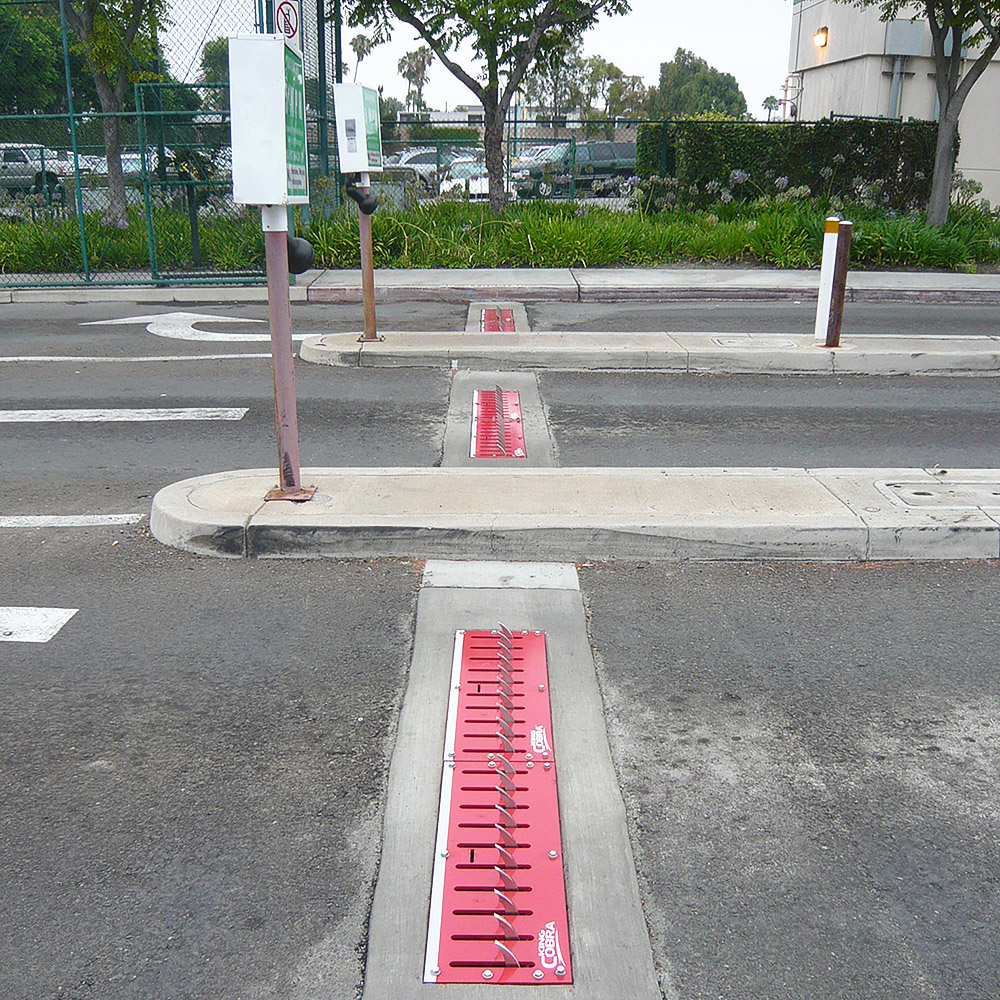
[{"x1": 0, "y1": 0, "x2": 649, "y2": 286}]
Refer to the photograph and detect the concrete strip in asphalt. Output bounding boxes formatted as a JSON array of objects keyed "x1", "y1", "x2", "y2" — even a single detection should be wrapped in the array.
[
  {"x1": 362, "y1": 568, "x2": 660, "y2": 1000},
  {"x1": 149, "y1": 467, "x2": 1000, "y2": 562},
  {"x1": 464, "y1": 301, "x2": 531, "y2": 332},
  {"x1": 442, "y1": 371, "x2": 556, "y2": 468},
  {"x1": 299, "y1": 331, "x2": 1000, "y2": 376}
]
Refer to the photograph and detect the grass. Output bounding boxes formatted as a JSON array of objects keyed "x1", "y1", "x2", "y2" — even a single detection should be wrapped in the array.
[{"x1": 1, "y1": 198, "x2": 998, "y2": 275}]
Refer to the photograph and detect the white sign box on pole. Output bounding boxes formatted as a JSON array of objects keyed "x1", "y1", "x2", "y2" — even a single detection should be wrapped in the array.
[
  {"x1": 229, "y1": 34, "x2": 309, "y2": 205},
  {"x1": 333, "y1": 83, "x2": 384, "y2": 174}
]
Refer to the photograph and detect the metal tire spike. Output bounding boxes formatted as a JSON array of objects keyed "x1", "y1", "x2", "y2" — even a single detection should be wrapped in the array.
[
  {"x1": 494, "y1": 913, "x2": 517, "y2": 940},
  {"x1": 494, "y1": 889, "x2": 518, "y2": 915},
  {"x1": 494, "y1": 940, "x2": 521, "y2": 967},
  {"x1": 494, "y1": 866, "x2": 519, "y2": 891},
  {"x1": 496, "y1": 730, "x2": 514, "y2": 754},
  {"x1": 498, "y1": 623, "x2": 514, "y2": 642},
  {"x1": 496, "y1": 785, "x2": 516, "y2": 811},
  {"x1": 494, "y1": 824, "x2": 517, "y2": 848},
  {"x1": 497, "y1": 706, "x2": 514, "y2": 727},
  {"x1": 495, "y1": 805, "x2": 517, "y2": 829},
  {"x1": 495, "y1": 770, "x2": 515, "y2": 793},
  {"x1": 495, "y1": 844, "x2": 517, "y2": 868},
  {"x1": 495, "y1": 754, "x2": 515, "y2": 776}
]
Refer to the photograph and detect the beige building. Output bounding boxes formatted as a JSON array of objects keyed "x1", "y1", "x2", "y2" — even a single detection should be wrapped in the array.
[{"x1": 787, "y1": 0, "x2": 1000, "y2": 204}]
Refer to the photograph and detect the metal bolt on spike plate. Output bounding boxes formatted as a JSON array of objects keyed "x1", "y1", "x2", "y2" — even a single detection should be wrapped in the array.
[
  {"x1": 441, "y1": 850, "x2": 449, "y2": 858},
  {"x1": 447, "y1": 751, "x2": 455, "y2": 758},
  {"x1": 482, "y1": 970, "x2": 494, "y2": 980},
  {"x1": 542, "y1": 751, "x2": 549, "y2": 758},
  {"x1": 525, "y1": 753, "x2": 533, "y2": 759},
  {"x1": 431, "y1": 967, "x2": 440, "y2": 976},
  {"x1": 489, "y1": 761, "x2": 496, "y2": 768},
  {"x1": 549, "y1": 850, "x2": 558, "y2": 859},
  {"x1": 544, "y1": 762, "x2": 551, "y2": 770},
  {"x1": 556, "y1": 966, "x2": 566, "y2": 976},
  {"x1": 538, "y1": 684, "x2": 545, "y2": 691},
  {"x1": 533, "y1": 970, "x2": 544, "y2": 980},
  {"x1": 449, "y1": 761, "x2": 456, "y2": 768},
  {"x1": 526, "y1": 761, "x2": 534, "y2": 768},
  {"x1": 488, "y1": 753, "x2": 495, "y2": 759}
]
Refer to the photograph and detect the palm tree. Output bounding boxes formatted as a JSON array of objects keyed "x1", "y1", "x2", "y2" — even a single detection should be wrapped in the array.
[
  {"x1": 762, "y1": 95, "x2": 779, "y2": 122},
  {"x1": 398, "y1": 46, "x2": 434, "y2": 111},
  {"x1": 351, "y1": 34, "x2": 374, "y2": 82}
]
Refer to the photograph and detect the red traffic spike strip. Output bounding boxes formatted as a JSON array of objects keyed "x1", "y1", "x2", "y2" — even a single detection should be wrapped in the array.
[
  {"x1": 425, "y1": 628, "x2": 572, "y2": 985},
  {"x1": 471, "y1": 388, "x2": 526, "y2": 460},
  {"x1": 482, "y1": 308, "x2": 517, "y2": 333}
]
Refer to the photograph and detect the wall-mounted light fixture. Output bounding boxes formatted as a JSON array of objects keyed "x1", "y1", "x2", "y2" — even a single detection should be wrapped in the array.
[{"x1": 813, "y1": 25, "x2": 829, "y2": 47}]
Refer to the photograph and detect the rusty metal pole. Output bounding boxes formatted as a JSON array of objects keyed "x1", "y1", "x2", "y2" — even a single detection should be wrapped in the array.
[
  {"x1": 262, "y1": 205, "x2": 315, "y2": 501},
  {"x1": 825, "y1": 221, "x2": 853, "y2": 349},
  {"x1": 357, "y1": 171, "x2": 379, "y2": 342}
]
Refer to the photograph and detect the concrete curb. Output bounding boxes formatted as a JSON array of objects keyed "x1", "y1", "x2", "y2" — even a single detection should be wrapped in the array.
[
  {"x1": 7, "y1": 266, "x2": 1000, "y2": 305},
  {"x1": 150, "y1": 467, "x2": 1000, "y2": 562},
  {"x1": 298, "y1": 332, "x2": 1000, "y2": 376}
]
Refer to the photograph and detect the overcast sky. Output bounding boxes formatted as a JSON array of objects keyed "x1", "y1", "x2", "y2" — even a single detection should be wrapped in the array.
[
  {"x1": 163, "y1": 0, "x2": 795, "y2": 118},
  {"x1": 352, "y1": 0, "x2": 794, "y2": 117}
]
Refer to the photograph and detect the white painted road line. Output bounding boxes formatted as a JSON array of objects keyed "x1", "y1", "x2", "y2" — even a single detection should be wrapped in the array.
[
  {"x1": 0, "y1": 514, "x2": 145, "y2": 527},
  {"x1": 0, "y1": 407, "x2": 248, "y2": 422},
  {"x1": 81, "y1": 311, "x2": 310, "y2": 343},
  {"x1": 0, "y1": 606, "x2": 78, "y2": 643},
  {"x1": 0, "y1": 354, "x2": 271, "y2": 363}
]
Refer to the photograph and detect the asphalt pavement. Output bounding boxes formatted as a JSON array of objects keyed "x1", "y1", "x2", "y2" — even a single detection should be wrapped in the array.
[{"x1": 2, "y1": 291, "x2": 999, "y2": 1000}]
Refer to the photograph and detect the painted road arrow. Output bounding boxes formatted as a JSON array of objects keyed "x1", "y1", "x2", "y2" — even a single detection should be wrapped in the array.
[{"x1": 82, "y1": 311, "x2": 310, "y2": 343}]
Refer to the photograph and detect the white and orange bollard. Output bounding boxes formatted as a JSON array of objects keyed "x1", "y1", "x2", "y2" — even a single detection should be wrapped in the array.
[{"x1": 814, "y1": 216, "x2": 853, "y2": 348}]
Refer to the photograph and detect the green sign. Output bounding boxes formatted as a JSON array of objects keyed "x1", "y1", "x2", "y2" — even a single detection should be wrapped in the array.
[
  {"x1": 362, "y1": 86, "x2": 383, "y2": 170},
  {"x1": 284, "y1": 43, "x2": 308, "y2": 199}
]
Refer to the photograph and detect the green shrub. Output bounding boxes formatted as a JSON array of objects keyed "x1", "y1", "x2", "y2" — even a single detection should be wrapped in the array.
[
  {"x1": 636, "y1": 118, "x2": 940, "y2": 212},
  {"x1": 2, "y1": 198, "x2": 999, "y2": 276}
]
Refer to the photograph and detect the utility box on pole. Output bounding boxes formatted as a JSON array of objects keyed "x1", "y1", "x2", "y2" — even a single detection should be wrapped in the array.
[
  {"x1": 229, "y1": 33, "x2": 314, "y2": 501},
  {"x1": 230, "y1": 34, "x2": 309, "y2": 207},
  {"x1": 332, "y1": 83, "x2": 384, "y2": 173}
]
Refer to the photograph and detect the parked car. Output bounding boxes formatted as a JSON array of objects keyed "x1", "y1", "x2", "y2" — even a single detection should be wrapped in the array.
[
  {"x1": 392, "y1": 146, "x2": 469, "y2": 190},
  {"x1": 513, "y1": 140, "x2": 637, "y2": 197},
  {"x1": 440, "y1": 157, "x2": 517, "y2": 201},
  {"x1": 0, "y1": 143, "x2": 60, "y2": 192}
]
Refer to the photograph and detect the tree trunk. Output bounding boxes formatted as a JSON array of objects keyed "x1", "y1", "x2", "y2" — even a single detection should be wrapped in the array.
[
  {"x1": 927, "y1": 112, "x2": 959, "y2": 227},
  {"x1": 484, "y1": 104, "x2": 507, "y2": 214},
  {"x1": 94, "y1": 73, "x2": 129, "y2": 228}
]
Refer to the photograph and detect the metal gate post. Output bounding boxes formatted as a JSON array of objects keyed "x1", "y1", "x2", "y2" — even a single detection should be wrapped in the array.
[{"x1": 58, "y1": 0, "x2": 90, "y2": 282}]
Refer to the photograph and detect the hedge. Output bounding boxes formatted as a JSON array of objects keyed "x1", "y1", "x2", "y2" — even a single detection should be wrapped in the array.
[{"x1": 636, "y1": 118, "x2": 942, "y2": 212}]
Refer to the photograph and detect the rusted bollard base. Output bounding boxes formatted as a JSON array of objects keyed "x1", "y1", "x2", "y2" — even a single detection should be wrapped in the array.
[{"x1": 264, "y1": 484, "x2": 317, "y2": 502}]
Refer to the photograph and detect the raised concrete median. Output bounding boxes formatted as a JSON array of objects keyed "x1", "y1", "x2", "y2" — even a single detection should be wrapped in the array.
[
  {"x1": 150, "y1": 467, "x2": 1000, "y2": 562},
  {"x1": 299, "y1": 331, "x2": 1000, "y2": 375}
]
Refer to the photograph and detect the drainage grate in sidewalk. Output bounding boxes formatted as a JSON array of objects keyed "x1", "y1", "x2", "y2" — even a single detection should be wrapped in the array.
[
  {"x1": 424, "y1": 625, "x2": 572, "y2": 985},
  {"x1": 472, "y1": 388, "x2": 526, "y2": 459},
  {"x1": 482, "y1": 308, "x2": 517, "y2": 333}
]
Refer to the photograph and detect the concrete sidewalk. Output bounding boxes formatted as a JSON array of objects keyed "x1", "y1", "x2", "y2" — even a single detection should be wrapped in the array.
[
  {"x1": 307, "y1": 267, "x2": 1000, "y2": 304},
  {"x1": 150, "y1": 466, "x2": 1000, "y2": 562},
  {"x1": 5, "y1": 266, "x2": 1000, "y2": 304},
  {"x1": 300, "y1": 330, "x2": 1000, "y2": 375}
]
